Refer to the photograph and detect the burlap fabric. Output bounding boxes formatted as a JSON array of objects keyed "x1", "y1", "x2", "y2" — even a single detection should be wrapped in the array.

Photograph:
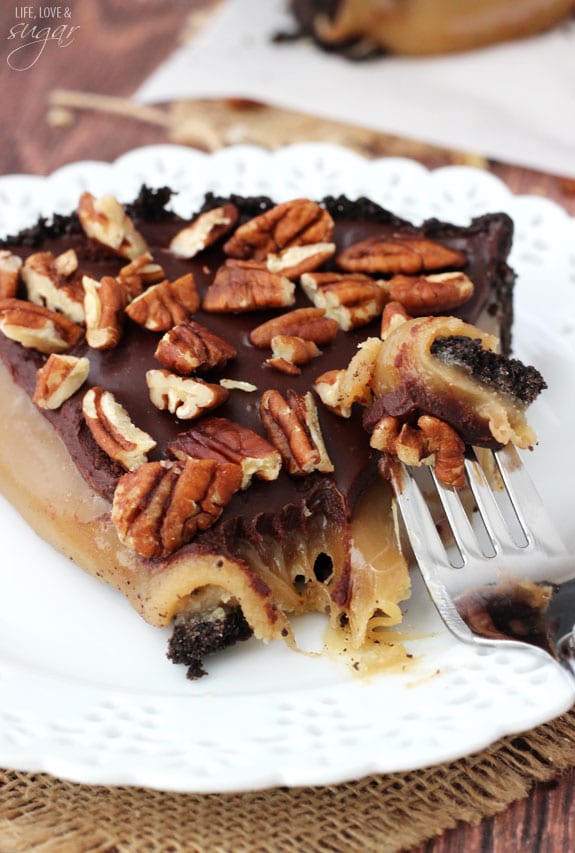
[{"x1": 0, "y1": 707, "x2": 574, "y2": 852}]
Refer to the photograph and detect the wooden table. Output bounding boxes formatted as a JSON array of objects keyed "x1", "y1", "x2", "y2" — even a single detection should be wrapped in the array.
[{"x1": 1, "y1": 2, "x2": 573, "y2": 850}]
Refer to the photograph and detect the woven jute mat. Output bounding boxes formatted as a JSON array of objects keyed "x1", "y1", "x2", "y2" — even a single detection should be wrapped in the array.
[{"x1": 1, "y1": 707, "x2": 575, "y2": 852}]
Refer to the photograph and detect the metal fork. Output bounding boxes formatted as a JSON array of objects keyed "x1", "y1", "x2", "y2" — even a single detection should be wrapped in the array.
[{"x1": 389, "y1": 444, "x2": 575, "y2": 676}]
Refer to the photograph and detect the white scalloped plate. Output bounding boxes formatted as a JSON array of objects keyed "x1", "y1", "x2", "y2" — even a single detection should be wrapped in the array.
[{"x1": 1, "y1": 144, "x2": 574, "y2": 793}]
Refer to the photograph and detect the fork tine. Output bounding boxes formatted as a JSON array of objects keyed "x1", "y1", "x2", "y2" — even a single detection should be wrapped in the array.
[
  {"x1": 464, "y1": 451, "x2": 517, "y2": 552},
  {"x1": 430, "y1": 470, "x2": 485, "y2": 563},
  {"x1": 495, "y1": 444, "x2": 567, "y2": 555}
]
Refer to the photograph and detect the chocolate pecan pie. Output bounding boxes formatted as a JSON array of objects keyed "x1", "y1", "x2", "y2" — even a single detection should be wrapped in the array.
[{"x1": 0, "y1": 187, "x2": 545, "y2": 677}]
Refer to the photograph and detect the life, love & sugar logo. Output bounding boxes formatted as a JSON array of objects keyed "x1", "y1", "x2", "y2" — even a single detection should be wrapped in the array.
[{"x1": 6, "y1": 5, "x2": 80, "y2": 71}]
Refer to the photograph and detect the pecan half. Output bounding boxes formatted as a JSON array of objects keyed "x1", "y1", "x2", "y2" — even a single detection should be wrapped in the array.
[
  {"x1": 224, "y1": 199, "x2": 334, "y2": 261},
  {"x1": 77, "y1": 191, "x2": 148, "y2": 260},
  {"x1": 168, "y1": 416, "x2": 282, "y2": 489},
  {"x1": 0, "y1": 298, "x2": 83, "y2": 354},
  {"x1": 146, "y1": 369, "x2": 229, "y2": 420},
  {"x1": 169, "y1": 204, "x2": 238, "y2": 258},
  {"x1": 83, "y1": 275, "x2": 128, "y2": 350},
  {"x1": 381, "y1": 271, "x2": 474, "y2": 315},
  {"x1": 33, "y1": 354, "x2": 90, "y2": 410},
  {"x1": 22, "y1": 250, "x2": 84, "y2": 324},
  {"x1": 300, "y1": 271, "x2": 387, "y2": 330},
  {"x1": 112, "y1": 458, "x2": 243, "y2": 558},
  {"x1": 82, "y1": 386, "x2": 157, "y2": 471},
  {"x1": 259, "y1": 389, "x2": 333, "y2": 476},
  {"x1": 203, "y1": 261, "x2": 295, "y2": 313},
  {"x1": 266, "y1": 242, "x2": 336, "y2": 279},
  {"x1": 125, "y1": 273, "x2": 200, "y2": 331},
  {"x1": 314, "y1": 337, "x2": 382, "y2": 418},
  {"x1": 249, "y1": 306, "x2": 339, "y2": 349},
  {"x1": 0, "y1": 251, "x2": 22, "y2": 299},
  {"x1": 265, "y1": 334, "x2": 321, "y2": 375},
  {"x1": 154, "y1": 321, "x2": 236, "y2": 374},
  {"x1": 336, "y1": 236, "x2": 467, "y2": 274}
]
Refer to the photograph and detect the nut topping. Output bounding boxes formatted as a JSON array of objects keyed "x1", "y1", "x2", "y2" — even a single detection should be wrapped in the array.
[
  {"x1": 82, "y1": 386, "x2": 157, "y2": 471},
  {"x1": 146, "y1": 369, "x2": 229, "y2": 420},
  {"x1": 77, "y1": 192, "x2": 148, "y2": 259},
  {"x1": 0, "y1": 251, "x2": 22, "y2": 299},
  {"x1": 168, "y1": 416, "x2": 282, "y2": 489},
  {"x1": 249, "y1": 306, "x2": 339, "y2": 349},
  {"x1": 33, "y1": 354, "x2": 90, "y2": 410},
  {"x1": 155, "y1": 321, "x2": 236, "y2": 374},
  {"x1": 370, "y1": 414, "x2": 466, "y2": 488},
  {"x1": 266, "y1": 334, "x2": 320, "y2": 375},
  {"x1": 111, "y1": 458, "x2": 243, "y2": 558},
  {"x1": 259, "y1": 389, "x2": 333, "y2": 476},
  {"x1": 83, "y1": 275, "x2": 129, "y2": 350},
  {"x1": 224, "y1": 199, "x2": 334, "y2": 261},
  {"x1": 380, "y1": 300, "x2": 411, "y2": 339},
  {"x1": 314, "y1": 337, "x2": 382, "y2": 418},
  {"x1": 336, "y1": 236, "x2": 467, "y2": 274},
  {"x1": 381, "y1": 271, "x2": 474, "y2": 315},
  {"x1": 266, "y1": 242, "x2": 336, "y2": 279},
  {"x1": 0, "y1": 297, "x2": 83, "y2": 354},
  {"x1": 300, "y1": 271, "x2": 387, "y2": 330},
  {"x1": 169, "y1": 204, "x2": 238, "y2": 258},
  {"x1": 203, "y1": 261, "x2": 295, "y2": 313},
  {"x1": 118, "y1": 252, "x2": 165, "y2": 300},
  {"x1": 22, "y1": 250, "x2": 85, "y2": 324},
  {"x1": 125, "y1": 273, "x2": 200, "y2": 331}
]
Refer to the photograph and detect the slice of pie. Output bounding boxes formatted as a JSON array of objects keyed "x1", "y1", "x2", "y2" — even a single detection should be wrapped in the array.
[{"x1": 0, "y1": 188, "x2": 545, "y2": 677}]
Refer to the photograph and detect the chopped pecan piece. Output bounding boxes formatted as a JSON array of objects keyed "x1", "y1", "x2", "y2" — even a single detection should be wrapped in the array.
[
  {"x1": 77, "y1": 192, "x2": 148, "y2": 260},
  {"x1": 0, "y1": 251, "x2": 22, "y2": 299},
  {"x1": 314, "y1": 337, "x2": 382, "y2": 418},
  {"x1": 169, "y1": 204, "x2": 238, "y2": 258},
  {"x1": 155, "y1": 321, "x2": 236, "y2": 374},
  {"x1": 336, "y1": 236, "x2": 467, "y2": 274},
  {"x1": 22, "y1": 250, "x2": 84, "y2": 324},
  {"x1": 0, "y1": 298, "x2": 83, "y2": 354},
  {"x1": 249, "y1": 306, "x2": 338, "y2": 349},
  {"x1": 168, "y1": 416, "x2": 282, "y2": 489},
  {"x1": 125, "y1": 274, "x2": 200, "y2": 331},
  {"x1": 203, "y1": 261, "x2": 295, "y2": 313},
  {"x1": 381, "y1": 271, "x2": 474, "y2": 315},
  {"x1": 265, "y1": 335, "x2": 321, "y2": 375},
  {"x1": 112, "y1": 458, "x2": 243, "y2": 558},
  {"x1": 219, "y1": 378, "x2": 257, "y2": 392},
  {"x1": 259, "y1": 389, "x2": 333, "y2": 476},
  {"x1": 118, "y1": 252, "x2": 165, "y2": 299},
  {"x1": 224, "y1": 199, "x2": 334, "y2": 261},
  {"x1": 300, "y1": 271, "x2": 387, "y2": 330},
  {"x1": 82, "y1": 386, "x2": 157, "y2": 471},
  {"x1": 146, "y1": 369, "x2": 229, "y2": 420},
  {"x1": 83, "y1": 275, "x2": 128, "y2": 350},
  {"x1": 370, "y1": 416, "x2": 426, "y2": 467},
  {"x1": 33, "y1": 354, "x2": 90, "y2": 410},
  {"x1": 380, "y1": 301, "x2": 411, "y2": 339},
  {"x1": 266, "y1": 242, "x2": 336, "y2": 278}
]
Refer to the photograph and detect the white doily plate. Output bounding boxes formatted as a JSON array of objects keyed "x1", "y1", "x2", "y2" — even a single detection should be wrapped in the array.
[{"x1": 1, "y1": 144, "x2": 574, "y2": 793}]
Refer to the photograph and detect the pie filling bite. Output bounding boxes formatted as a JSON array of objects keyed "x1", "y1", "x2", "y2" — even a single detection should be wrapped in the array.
[{"x1": 0, "y1": 188, "x2": 545, "y2": 678}]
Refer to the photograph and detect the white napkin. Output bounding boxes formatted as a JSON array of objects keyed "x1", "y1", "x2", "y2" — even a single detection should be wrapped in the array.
[{"x1": 135, "y1": 0, "x2": 575, "y2": 178}]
